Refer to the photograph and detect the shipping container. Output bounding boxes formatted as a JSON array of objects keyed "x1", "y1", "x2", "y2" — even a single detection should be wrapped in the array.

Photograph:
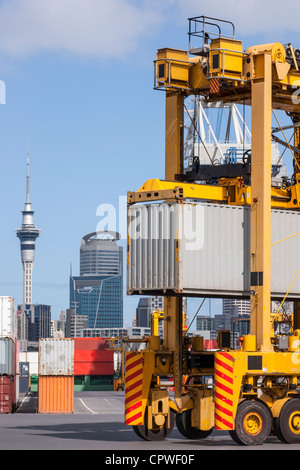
[
  {"x1": 74, "y1": 337, "x2": 109, "y2": 350},
  {"x1": 0, "y1": 297, "x2": 16, "y2": 340},
  {"x1": 38, "y1": 376, "x2": 74, "y2": 413},
  {"x1": 74, "y1": 350, "x2": 113, "y2": 376},
  {"x1": 74, "y1": 349, "x2": 113, "y2": 363},
  {"x1": 74, "y1": 375, "x2": 113, "y2": 392},
  {"x1": 13, "y1": 374, "x2": 18, "y2": 409},
  {"x1": 0, "y1": 376, "x2": 14, "y2": 413},
  {"x1": 127, "y1": 202, "x2": 300, "y2": 300},
  {"x1": 19, "y1": 351, "x2": 39, "y2": 376},
  {"x1": 39, "y1": 338, "x2": 74, "y2": 376},
  {"x1": 0, "y1": 338, "x2": 15, "y2": 376},
  {"x1": 74, "y1": 362, "x2": 114, "y2": 376},
  {"x1": 14, "y1": 340, "x2": 19, "y2": 408},
  {"x1": 19, "y1": 377, "x2": 29, "y2": 395},
  {"x1": 19, "y1": 362, "x2": 29, "y2": 377},
  {"x1": 30, "y1": 375, "x2": 38, "y2": 392}
]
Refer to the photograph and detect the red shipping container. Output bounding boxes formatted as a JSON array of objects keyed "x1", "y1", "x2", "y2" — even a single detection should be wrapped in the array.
[
  {"x1": 74, "y1": 349, "x2": 113, "y2": 363},
  {"x1": 74, "y1": 338, "x2": 114, "y2": 376},
  {"x1": 0, "y1": 376, "x2": 14, "y2": 414},
  {"x1": 74, "y1": 362, "x2": 114, "y2": 376},
  {"x1": 74, "y1": 338, "x2": 109, "y2": 351}
]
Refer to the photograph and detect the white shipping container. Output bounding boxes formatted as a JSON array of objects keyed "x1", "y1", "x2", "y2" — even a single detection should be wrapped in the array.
[
  {"x1": 0, "y1": 297, "x2": 17, "y2": 340},
  {"x1": 19, "y1": 351, "x2": 39, "y2": 376},
  {"x1": 127, "y1": 202, "x2": 300, "y2": 300},
  {"x1": 0, "y1": 338, "x2": 15, "y2": 375},
  {"x1": 39, "y1": 338, "x2": 74, "y2": 376}
]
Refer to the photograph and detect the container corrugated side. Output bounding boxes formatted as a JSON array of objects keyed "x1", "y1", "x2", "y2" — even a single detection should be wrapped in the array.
[
  {"x1": 74, "y1": 337, "x2": 109, "y2": 351},
  {"x1": 38, "y1": 376, "x2": 74, "y2": 413},
  {"x1": 0, "y1": 338, "x2": 15, "y2": 375},
  {"x1": 74, "y1": 349, "x2": 113, "y2": 376},
  {"x1": 74, "y1": 362, "x2": 114, "y2": 376},
  {"x1": 127, "y1": 203, "x2": 179, "y2": 293},
  {"x1": 0, "y1": 376, "x2": 14, "y2": 413},
  {"x1": 127, "y1": 202, "x2": 300, "y2": 299},
  {"x1": 74, "y1": 349, "x2": 113, "y2": 363},
  {"x1": 0, "y1": 297, "x2": 17, "y2": 340},
  {"x1": 39, "y1": 339, "x2": 74, "y2": 376}
]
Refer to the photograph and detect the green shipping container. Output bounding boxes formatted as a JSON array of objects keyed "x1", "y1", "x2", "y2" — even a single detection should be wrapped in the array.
[
  {"x1": 74, "y1": 375, "x2": 113, "y2": 392},
  {"x1": 30, "y1": 375, "x2": 38, "y2": 392}
]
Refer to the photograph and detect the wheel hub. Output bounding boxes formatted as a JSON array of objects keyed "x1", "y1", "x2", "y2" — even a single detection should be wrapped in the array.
[
  {"x1": 289, "y1": 411, "x2": 300, "y2": 434},
  {"x1": 243, "y1": 412, "x2": 263, "y2": 436}
]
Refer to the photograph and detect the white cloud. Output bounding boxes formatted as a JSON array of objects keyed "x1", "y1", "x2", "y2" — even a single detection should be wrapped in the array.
[
  {"x1": 0, "y1": 0, "x2": 166, "y2": 59},
  {"x1": 175, "y1": 0, "x2": 300, "y2": 37},
  {"x1": 0, "y1": 0, "x2": 297, "y2": 61}
]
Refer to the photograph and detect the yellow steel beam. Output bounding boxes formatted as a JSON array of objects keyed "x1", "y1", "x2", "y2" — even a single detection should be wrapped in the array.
[
  {"x1": 127, "y1": 178, "x2": 228, "y2": 204},
  {"x1": 292, "y1": 115, "x2": 300, "y2": 330},
  {"x1": 155, "y1": 42, "x2": 300, "y2": 112},
  {"x1": 165, "y1": 92, "x2": 184, "y2": 180},
  {"x1": 128, "y1": 177, "x2": 300, "y2": 210},
  {"x1": 250, "y1": 52, "x2": 272, "y2": 352},
  {"x1": 164, "y1": 91, "x2": 184, "y2": 411}
]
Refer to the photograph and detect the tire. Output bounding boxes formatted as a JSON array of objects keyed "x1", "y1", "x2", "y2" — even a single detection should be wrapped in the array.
[
  {"x1": 274, "y1": 399, "x2": 300, "y2": 444},
  {"x1": 133, "y1": 408, "x2": 175, "y2": 441},
  {"x1": 229, "y1": 400, "x2": 272, "y2": 446},
  {"x1": 176, "y1": 409, "x2": 213, "y2": 439}
]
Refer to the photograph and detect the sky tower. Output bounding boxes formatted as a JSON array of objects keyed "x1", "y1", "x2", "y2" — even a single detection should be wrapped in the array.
[{"x1": 16, "y1": 152, "x2": 41, "y2": 305}]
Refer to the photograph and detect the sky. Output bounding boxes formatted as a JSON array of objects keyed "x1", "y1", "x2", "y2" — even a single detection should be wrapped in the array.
[{"x1": 0, "y1": 0, "x2": 299, "y2": 326}]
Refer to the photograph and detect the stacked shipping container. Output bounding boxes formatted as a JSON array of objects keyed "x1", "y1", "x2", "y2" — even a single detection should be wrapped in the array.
[
  {"x1": 0, "y1": 297, "x2": 17, "y2": 413},
  {"x1": 19, "y1": 351, "x2": 39, "y2": 392},
  {"x1": 74, "y1": 338, "x2": 114, "y2": 391},
  {"x1": 38, "y1": 338, "x2": 74, "y2": 413}
]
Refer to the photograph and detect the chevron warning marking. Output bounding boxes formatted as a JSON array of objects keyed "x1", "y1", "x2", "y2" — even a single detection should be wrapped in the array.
[
  {"x1": 210, "y1": 78, "x2": 220, "y2": 94},
  {"x1": 125, "y1": 352, "x2": 143, "y2": 426},
  {"x1": 214, "y1": 352, "x2": 235, "y2": 430}
]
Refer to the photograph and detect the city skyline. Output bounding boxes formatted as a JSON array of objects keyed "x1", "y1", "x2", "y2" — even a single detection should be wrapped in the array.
[{"x1": 0, "y1": 1, "x2": 298, "y2": 323}]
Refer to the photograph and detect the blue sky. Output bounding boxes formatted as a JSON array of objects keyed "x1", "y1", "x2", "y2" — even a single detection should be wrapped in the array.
[{"x1": 0, "y1": 0, "x2": 299, "y2": 325}]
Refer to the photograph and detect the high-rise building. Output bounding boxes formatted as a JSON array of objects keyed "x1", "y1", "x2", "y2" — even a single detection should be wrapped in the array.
[
  {"x1": 222, "y1": 299, "x2": 250, "y2": 317},
  {"x1": 65, "y1": 308, "x2": 88, "y2": 338},
  {"x1": 51, "y1": 319, "x2": 66, "y2": 338},
  {"x1": 80, "y1": 231, "x2": 123, "y2": 276},
  {"x1": 31, "y1": 304, "x2": 51, "y2": 340},
  {"x1": 136, "y1": 298, "x2": 152, "y2": 328},
  {"x1": 16, "y1": 153, "x2": 41, "y2": 305},
  {"x1": 17, "y1": 303, "x2": 51, "y2": 347},
  {"x1": 70, "y1": 231, "x2": 123, "y2": 333},
  {"x1": 196, "y1": 315, "x2": 214, "y2": 331},
  {"x1": 135, "y1": 296, "x2": 165, "y2": 328},
  {"x1": 150, "y1": 296, "x2": 164, "y2": 312}
]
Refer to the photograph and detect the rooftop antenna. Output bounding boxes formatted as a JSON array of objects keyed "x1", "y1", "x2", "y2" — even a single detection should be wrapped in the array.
[{"x1": 26, "y1": 138, "x2": 30, "y2": 204}]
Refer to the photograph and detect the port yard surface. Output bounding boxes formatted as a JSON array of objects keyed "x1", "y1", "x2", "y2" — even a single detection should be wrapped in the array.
[{"x1": 0, "y1": 391, "x2": 295, "y2": 451}]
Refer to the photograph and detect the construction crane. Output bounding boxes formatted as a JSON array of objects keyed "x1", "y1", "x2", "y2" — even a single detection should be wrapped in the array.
[{"x1": 125, "y1": 15, "x2": 300, "y2": 445}]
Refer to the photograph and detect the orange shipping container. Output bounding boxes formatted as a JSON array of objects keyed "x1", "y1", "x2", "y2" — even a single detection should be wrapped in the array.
[{"x1": 38, "y1": 376, "x2": 74, "y2": 414}]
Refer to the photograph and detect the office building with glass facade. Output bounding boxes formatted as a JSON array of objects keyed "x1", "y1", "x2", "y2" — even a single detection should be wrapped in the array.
[
  {"x1": 17, "y1": 303, "x2": 51, "y2": 346},
  {"x1": 70, "y1": 275, "x2": 123, "y2": 329},
  {"x1": 80, "y1": 231, "x2": 123, "y2": 276},
  {"x1": 70, "y1": 231, "x2": 123, "y2": 333}
]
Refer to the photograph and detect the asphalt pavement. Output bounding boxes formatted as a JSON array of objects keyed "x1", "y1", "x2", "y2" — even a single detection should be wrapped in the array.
[{"x1": 0, "y1": 391, "x2": 296, "y2": 452}]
